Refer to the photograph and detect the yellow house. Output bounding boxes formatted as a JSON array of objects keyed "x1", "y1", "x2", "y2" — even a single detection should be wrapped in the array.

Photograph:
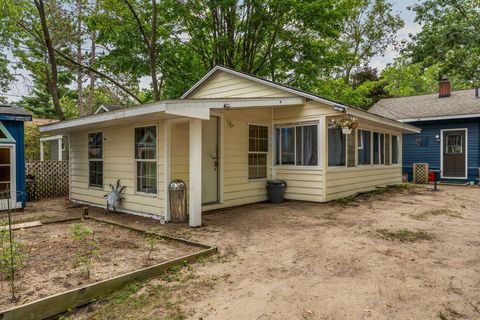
[{"x1": 40, "y1": 66, "x2": 420, "y2": 227}]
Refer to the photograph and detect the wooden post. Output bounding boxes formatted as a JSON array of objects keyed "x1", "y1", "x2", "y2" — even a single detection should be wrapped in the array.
[
  {"x1": 189, "y1": 119, "x2": 202, "y2": 227},
  {"x1": 82, "y1": 207, "x2": 89, "y2": 219},
  {"x1": 40, "y1": 141, "x2": 44, "y2": 161}
]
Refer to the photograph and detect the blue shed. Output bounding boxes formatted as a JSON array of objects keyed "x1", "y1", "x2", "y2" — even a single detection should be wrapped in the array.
[
  {"x1": 0, "y1": 104, "x2": 32, "y2": 208},
  {"x1": 369, "y1": 80, "x2": 480, "y2": 184}
]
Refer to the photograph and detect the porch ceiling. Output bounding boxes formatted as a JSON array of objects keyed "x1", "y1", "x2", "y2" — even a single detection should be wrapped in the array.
[{"x1": 39, "y1": 97, "x2": 305, "y2": 135}]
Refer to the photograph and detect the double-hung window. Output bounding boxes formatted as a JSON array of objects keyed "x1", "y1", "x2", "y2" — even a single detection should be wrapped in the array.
[
  {"x1": 248, "y1": 125, "x2": 268, "y2": 179},
  {"x1": 135, "y1": 126, "x2": 157, "y2": 194},
  {"x1": 88, "y1": 132, "x2": 103, "y2": 188},
  {"x1": 275, "y1": 123, "x2": 318, "y2": 166}
]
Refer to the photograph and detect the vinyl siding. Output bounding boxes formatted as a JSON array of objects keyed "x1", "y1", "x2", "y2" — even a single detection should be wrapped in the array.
[
  {"x1": 70, "y1": 122, "x2": 166, "y2": 217},
  {"x1": 402, "y1": 119, "x2": 480, "y2": 181},
  {"x1": 325, "y1": 166, "x2": 402, "y2": 200},
  {"x1": 188, "y1": 70, "x2": 297, "y2": 99}
]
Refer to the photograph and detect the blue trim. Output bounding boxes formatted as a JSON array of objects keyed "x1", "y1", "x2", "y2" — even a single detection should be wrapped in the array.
[{"x1": 0, "y1": 114, "x2": 32, "y2": 121}]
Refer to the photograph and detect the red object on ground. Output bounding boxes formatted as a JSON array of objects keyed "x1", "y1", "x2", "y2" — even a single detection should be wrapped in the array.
[{"x1": 428, "y1": 171, "x2": 436, "y2": 183}]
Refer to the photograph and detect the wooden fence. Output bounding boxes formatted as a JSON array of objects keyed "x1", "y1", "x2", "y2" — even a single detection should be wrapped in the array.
[{"x1": 26, "y1": 161, "x2": 69, "y2": 201}]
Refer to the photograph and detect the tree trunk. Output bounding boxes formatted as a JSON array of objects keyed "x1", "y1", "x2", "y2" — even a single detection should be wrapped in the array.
[
  {"x1": 76, "y1": 0, "x2": 84, "y2": 115},
  {"x1": 87, "y1": 0, "x2": 98, "y2": 115},
  {"x1": 150, "y1": 0, "x2": 160, "y2": 101},
  {"x1": 34, "y1": 0, "x2": 65, "y2": 120}
]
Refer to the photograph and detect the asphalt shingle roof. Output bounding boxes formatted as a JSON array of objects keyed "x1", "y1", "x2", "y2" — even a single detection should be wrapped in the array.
[
  {"x1": 369, "y1": 89, "x2": 480, "y2": 121},
  {"x1": 0, "y1": 104, "x2": 32, "y2": 117}
]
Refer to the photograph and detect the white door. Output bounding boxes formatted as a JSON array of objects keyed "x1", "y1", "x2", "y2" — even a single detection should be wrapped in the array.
[
  {"x1": 0, "y1": 146, "x2": 14, "y2": 210},
  {"x1": 202, "y1": 116, "x2": 219, "y2": 204}
]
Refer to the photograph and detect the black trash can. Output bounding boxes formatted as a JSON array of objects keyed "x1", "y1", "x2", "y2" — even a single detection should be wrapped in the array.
[{"x1": 266, "y1": 180, "x2": 287, "y2": 203}]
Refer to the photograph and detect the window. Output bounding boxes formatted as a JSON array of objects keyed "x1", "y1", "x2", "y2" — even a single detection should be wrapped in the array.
[
  {"x1": 373, "y1": 132, "x2": 385, "y2": 164},
  {"x1": 88, "y1": 132, "x2": 103, "y2": 188},
  {"x1": 358, "y1": 130, "x2": 371, "y2": 165},
  {"x1": 135, "y1": 126, "x2": 157, "y2": 194},
  {"x1": 248, "y1": 125, "x2": 268, "y2": 179},
  {"x1": 358, "y1": 132, "x2": 364, "y2": 149},
  {"x1": 446, "y1": 134, "x2": 462, "y2": 154},
  {"x1": 328, "y1": 126, "x2": 345, "y2": 166},
  {"x1": 392, "y1": 135, "x2": 400, "y2": 164},
  {"x1": 275, "y1": 123, "x2": 318, "y2": 166}
]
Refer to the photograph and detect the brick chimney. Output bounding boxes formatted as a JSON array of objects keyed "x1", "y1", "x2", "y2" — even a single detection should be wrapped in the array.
[{"x1": 439, "y1": 77, "x2": 451, "y2": 98}]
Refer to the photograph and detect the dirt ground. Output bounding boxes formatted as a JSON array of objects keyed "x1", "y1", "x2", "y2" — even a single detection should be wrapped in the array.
[
  {"x1": 8, "y1": 185, "x2": 480, "y2": 319},
  {"x1": 0, "y1": 219, "x2": 198, "y2": 310}
]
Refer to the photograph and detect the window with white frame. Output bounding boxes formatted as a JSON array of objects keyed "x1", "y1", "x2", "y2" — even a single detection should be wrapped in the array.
[
  {"x1": 392, "y1": 135, "x2": 400, "y2": 164},
  {"x1": 373, "y1": 132, "x2": 385, "y2": 164},
  {"x1": 135, "y1": 126, "x2": 157, "y2": 194},
  {"x1": 328, "y1": 125, "x2": 345, "y2": 166},
  {"x1": 88, "y1": 132, "x2": 103, "y2": 188},
  {"x1": 275, "y1": 123, "x2": 318, "y2": 166},
  {"x1": 248, "y1": 125, "x2": 268, "y2": 179},
  {"x1": 358, "y1": 130, "x2": 371, "y2": 165}
]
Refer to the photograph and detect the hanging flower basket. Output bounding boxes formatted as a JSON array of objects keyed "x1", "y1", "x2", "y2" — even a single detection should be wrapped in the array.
[{"x1": 335, "y1": 115, "x2": 359, "y2": 135}]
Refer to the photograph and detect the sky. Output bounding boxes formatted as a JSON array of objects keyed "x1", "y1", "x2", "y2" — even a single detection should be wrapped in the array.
[{"x1": 3, "y1": 0, "x2": 422, "y2": 103}]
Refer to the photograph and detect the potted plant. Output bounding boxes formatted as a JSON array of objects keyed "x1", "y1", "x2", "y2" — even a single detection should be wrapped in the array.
[{"x1": 335, "y1": 115, "x2": 359, "y2": 134}]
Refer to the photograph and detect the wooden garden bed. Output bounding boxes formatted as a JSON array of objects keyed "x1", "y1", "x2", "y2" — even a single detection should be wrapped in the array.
[{"x1": 0, "y1": 218, "x2": 215, "y2": 319}]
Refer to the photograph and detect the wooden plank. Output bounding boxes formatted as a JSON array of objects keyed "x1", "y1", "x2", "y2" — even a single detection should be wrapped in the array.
[{"x1": 0, "y1": 221, "x2": 42, "y2": 231}]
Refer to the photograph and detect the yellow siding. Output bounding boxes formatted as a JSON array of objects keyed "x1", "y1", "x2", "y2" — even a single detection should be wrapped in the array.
[
  {"x1": 188, "y1": 70, "x2": 297, "y2": 99},
  {"x1": 275, "y1": 169, "x2": 324, "y2": 202},
  {"x1": 325, "y1": 166, "x2": 402, "y2": 201},
  {"x1": 70, "y1": 122, "x2": 165, "y2": 217},
  {"x1": 170, "y1": 122, "x2": 189, "y2": 187},
  {"x1": 273, "y1": 101, "x2": 335, "y2": 122}
]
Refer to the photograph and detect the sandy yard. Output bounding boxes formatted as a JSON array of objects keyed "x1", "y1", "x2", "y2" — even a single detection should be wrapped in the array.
[
  {"x1": 12, "y1": 185, "x2": 480, "y2": 319},
  {"x1": 0, "y1": 219, "x2": 199, "y2": 310}
]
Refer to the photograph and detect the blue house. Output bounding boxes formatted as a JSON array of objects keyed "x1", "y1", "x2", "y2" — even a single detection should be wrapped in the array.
[
  {"x1": 369, "y1": 79, "x2": 480, "y2": 183},
  {"x1": 0, "y1": 104, "x2": 32, "y2": 208}
]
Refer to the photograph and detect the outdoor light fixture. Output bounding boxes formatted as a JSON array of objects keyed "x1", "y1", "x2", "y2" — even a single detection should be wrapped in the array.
[
  {"x1": 223, "y1": 103, "x2": 231, "y2": 109},
  {"x1": 435, "y1": 134, "x2": 440, "y2": 143},
  {"x1": 333, "y1": 105, "x2": 346, "y2": 112}
]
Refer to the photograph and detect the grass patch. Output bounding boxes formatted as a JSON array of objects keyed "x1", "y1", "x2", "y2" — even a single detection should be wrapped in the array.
[
  {"x1": 412, "y1": 209, "x2": 462, "y2": 220},
  {"x1": 377, "y1": 229, "x2": 434, "y2": 242},
  {"x1": 335, "y1": 184, "x2": 411, "y2": 205}
]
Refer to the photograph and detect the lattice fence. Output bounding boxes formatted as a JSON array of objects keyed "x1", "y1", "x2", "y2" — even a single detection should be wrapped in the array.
[
  {"x1": 413, "y1": 163, "x2": 429, "y2": 184},
  {"x1": 26, "y1": 161, "x2": 69, "y2": 201}
]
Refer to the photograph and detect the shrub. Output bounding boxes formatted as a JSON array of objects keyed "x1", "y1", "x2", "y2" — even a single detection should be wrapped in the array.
[{"x1": 70, "y1": 223, "x2": 100, "y2": 279}]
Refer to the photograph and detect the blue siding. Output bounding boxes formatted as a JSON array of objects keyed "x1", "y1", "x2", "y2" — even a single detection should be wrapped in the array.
[
  {"x1": 2, "y1": 120, "x2": 27, "y2": 207},
  {"x1": 403, "y1": 119, "x2": 480, "y2": 182}
]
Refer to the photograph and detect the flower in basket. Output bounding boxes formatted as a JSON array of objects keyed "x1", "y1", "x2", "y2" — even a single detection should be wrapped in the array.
[{"x1": 334, "y1": 115, "x2": 359, "y2": 134}]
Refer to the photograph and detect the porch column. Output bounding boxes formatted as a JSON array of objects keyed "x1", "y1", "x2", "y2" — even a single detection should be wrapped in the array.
[
  {"x1": 189, "y1": 119, "x2": 202, "y2": 227},
  {"x1": 57, "y1": 137, "x2": 63, "y2": 161},
  {"x1": 40, "y1": 141, "x2": 44, "y2": 161}
]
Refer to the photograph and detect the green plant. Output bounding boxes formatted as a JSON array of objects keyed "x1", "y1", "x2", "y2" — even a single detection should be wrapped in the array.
[
  {"x1": 143, "y1": 234, "x2": 158, "y2": 266},
  {"x1": 0, "y1": 219, "x2": 27, "y2": 301},
  {"x1": 69, "y1": 223, "x2": 99, "y2": 279},
  {"x1": 377, "y1": 229, "x2": 434, "y2": 242}
]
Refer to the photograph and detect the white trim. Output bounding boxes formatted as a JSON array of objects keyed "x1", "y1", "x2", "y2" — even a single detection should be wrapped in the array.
[
  {"x1": 39, "y1": 134, "x2": 63, "y2": 142},
  {"x1": 71, "y1": 199, "x2": 163, "y2": 220},
  {"x1": 133, "y1": 124, "x2": 159, "y2": 196},
  {"x1": 94, "y1": 105, "x2": 110, "y2": 114},
  {"x1": 440, "y1": 128, "x2": 468, "y2": 179},
  {"x1": 181, "y1": 65, "x2": 420, "y2": 133},
  {"x1": 164, "y1": 121, "x2": 171, "y2": 221},
  {"x1": 400, "y1": 113, "x2": 480, "y2": 123},
  {"x1": 0, "y1": 144, "x2": 17, "y2": 208},
  {"x1": 40, "y1": 97, "x2": 305, "y2": 134},
  {"x1": 210, "y1": 111, "x2": 224, "y2": 205}
]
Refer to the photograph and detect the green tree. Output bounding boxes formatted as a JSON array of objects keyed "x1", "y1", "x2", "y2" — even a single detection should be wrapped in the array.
[{"x1": 407, "y1": 0, "x2": 480, "y2": 86}]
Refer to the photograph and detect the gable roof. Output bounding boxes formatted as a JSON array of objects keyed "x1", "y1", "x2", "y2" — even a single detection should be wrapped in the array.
[
  {"x1": 0, "y1": 104, "x2": 32, "y2": 120},
  {"x1": 369, "y1": 89, "x2": 480, "y2": 122},
  {"x1": 94, "y1": 104, "x2": 125, "y2": 114},
  {"x1": 182, "y1": 65, "x2": 420, "y2": 132}
]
